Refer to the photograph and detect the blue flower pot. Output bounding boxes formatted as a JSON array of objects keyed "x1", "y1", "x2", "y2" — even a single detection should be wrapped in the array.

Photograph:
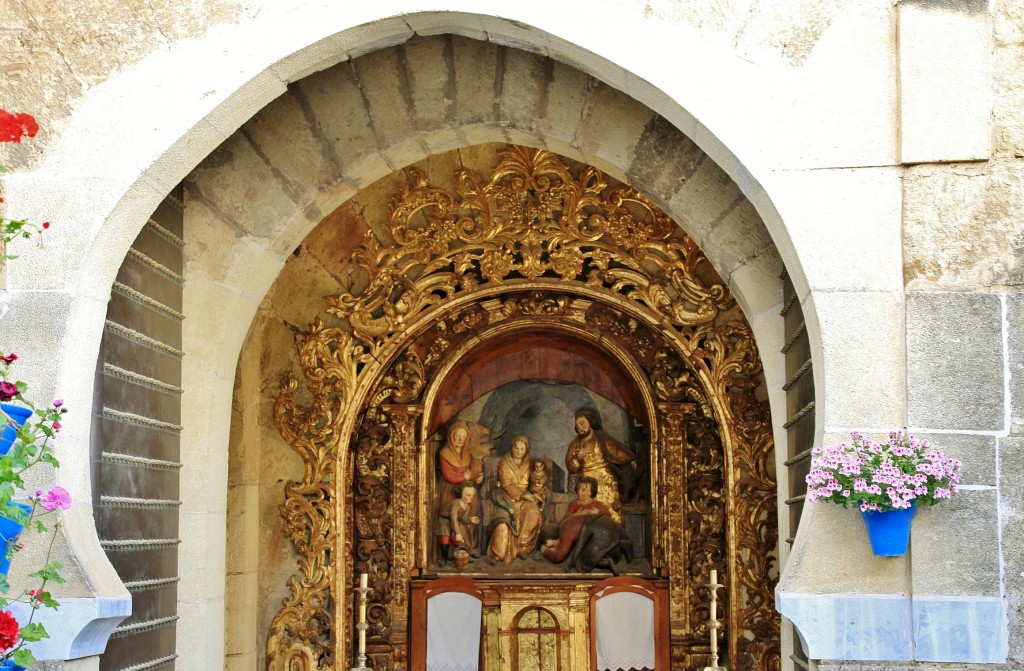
[
  {"x1": 0, "y1": 658, "x2": 27, "y2": 671},
  {"x1": 0, "y1": 403, "x2": 32, "y2": 457},
  {"x1": 860, "y1": 502, "x2": 916, "y2": 556},
  {"x1": 0, "y1": 503, "x2": 31, "y2": 576}
]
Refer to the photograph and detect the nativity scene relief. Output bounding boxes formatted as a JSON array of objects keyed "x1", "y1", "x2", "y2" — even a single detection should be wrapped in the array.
[{"x1": 431, "y1": 383, "x2": 649, "y2": 577}]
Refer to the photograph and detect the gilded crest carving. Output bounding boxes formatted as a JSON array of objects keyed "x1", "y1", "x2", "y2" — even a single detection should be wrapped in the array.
[
  {"x1": 325, "y1": 146, "x2": 732, "y2": 356},
  {"x1": 372, "y1": 350, "x2": 425, "y2": 406}
]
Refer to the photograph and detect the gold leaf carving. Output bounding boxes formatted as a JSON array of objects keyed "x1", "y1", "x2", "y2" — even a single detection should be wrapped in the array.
[
  {"x1": 325, "y1": 147, "x2": 733, "y2": 360},
  {"x1": 267, "y1": 332, "x2": 344, "y2": 670},
  {"x1": 372, "y1": 350, "x2": 425, "y2": 406}
]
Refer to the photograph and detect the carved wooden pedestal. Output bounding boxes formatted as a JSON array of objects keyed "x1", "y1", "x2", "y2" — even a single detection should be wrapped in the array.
[{"x1": 411, "y1": 577, "x2": 669, "y2": 671}]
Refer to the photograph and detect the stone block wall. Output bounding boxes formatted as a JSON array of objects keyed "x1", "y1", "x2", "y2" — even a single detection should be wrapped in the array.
[{"x1": 776, "y1": 1, "x2": 1023, "y2": 668}]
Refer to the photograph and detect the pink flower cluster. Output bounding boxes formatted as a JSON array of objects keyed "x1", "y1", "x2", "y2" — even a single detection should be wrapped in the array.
[
  {"x1": 35, "y1": 486, "x2": 71, "y2": 512},
  {"x1": 806, "y1": 431, "x2": 961, "y2": 512}
]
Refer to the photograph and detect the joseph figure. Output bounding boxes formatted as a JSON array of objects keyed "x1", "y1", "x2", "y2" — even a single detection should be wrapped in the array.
[{"x1": 564, "y1": 408, "x2": 637, "y2": 523}]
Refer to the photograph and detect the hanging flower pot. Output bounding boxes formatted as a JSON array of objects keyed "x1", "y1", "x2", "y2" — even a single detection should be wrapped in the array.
[
  {"x1": 0, "y1": 658, "x2": 27, "y2": 671},
  {"x1": 0, "y1": 657, "x2": 27, "y2": 671},
  {"x1": 0, "y1": 404, "x2": 31, "y2": 457},
  {"x1": 0, "y1": 503, "x2": 31, "y2": 576},
  {"x1": 806, "y1": 431, "x2": 962, "y2": 557},
  {"x1": 860, "y1": 501, "x2": 916, "y2": 557}
]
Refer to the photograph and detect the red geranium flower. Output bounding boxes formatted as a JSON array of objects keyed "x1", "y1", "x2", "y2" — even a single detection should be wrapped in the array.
[
  {"x1": 0, "y1": 110, "x2": 39, "y2": 144},
  {"x1": 0, "y1": 353, "x2": 16, "y2": 364},
  {"x1": 0, "y1": 381, "x2": 17, "y2": 403},
  {"x1": 0, "y1": 609, "x2": 18, "y2": 651}
]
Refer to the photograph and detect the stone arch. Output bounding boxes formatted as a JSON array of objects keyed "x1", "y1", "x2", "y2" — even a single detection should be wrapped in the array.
[
  {"x1": 192, "y1": 31, "x2": 790, "y2": 669},
  {"x1": 183, "y1": 32, "x2": 782, "y2": 315},
  {"x1": 5, "y1": 11, "x2": 831, "y2": 668}
]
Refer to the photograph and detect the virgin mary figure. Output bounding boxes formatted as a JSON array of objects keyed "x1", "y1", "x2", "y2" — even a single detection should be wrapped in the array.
[{"x1": 486, "y1": 434, "x2": 544, "y2": 563}]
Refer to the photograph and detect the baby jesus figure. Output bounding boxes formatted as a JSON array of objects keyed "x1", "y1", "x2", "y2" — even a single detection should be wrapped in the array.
[{"x1": 528, "y1": 459, "x2": 550, "y2": 508}]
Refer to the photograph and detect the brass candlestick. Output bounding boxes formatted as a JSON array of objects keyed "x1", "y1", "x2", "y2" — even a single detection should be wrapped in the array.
[
  {"x1": 704, "y1": 568, "x2": 727, "y2": 671},
  {"x1": 351, "y1": 572, "x2": 371, "y2": 671}
]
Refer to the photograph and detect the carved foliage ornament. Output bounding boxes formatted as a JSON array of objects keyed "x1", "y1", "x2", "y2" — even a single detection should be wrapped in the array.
[
  {"x1": 326, "y1": 146, "x2": 734, "y2": 358},
  {"x1": 269, "y1": 147, "x2": 778, "y2": 670},
  {"x1": 266, "y1": 377, "x2": 339, "y2": 669}
]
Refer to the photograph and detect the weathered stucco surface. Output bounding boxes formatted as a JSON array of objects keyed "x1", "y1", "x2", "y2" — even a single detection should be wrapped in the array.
[
  {"x1": 0, "y1": 0, "x2": 877, "y2": 174},
  {"x1": 0, "y1": 0, "x2": 242, "y2": 170}
]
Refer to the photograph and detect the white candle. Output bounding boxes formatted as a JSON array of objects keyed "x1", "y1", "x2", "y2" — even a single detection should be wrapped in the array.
[
  {"x1": 358, "y1": 572, "x2": 368, "y2": 660},
  {"x1": 709, "y1": 569, "x2": 718, "y2": 627},
  {"x1": 708, "y1": 567, "x2": 720, "y2": 669},
  {"x1": 358, "y1": 573, "x2": 368, "y2": 623}
]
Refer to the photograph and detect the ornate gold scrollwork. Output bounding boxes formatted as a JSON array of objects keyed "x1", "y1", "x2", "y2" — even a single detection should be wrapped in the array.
[
  {"x1": 498, "y1": 291, "x2": 572, "y2": 318},
  {"x1": 269, "y1": 146, "x2": 778, "y2": 671},
  {"x1": 589, "y1": 305, "x2": 655, "y2": 358},
  {"x1": 652, "y1": 346, "x2": 699, "y2": 404},
  {"x1": 685, "y1": 412, "x2": 729, "y2": 666},
  {"x1": 697, "y1": 322, "x2": 779, "y2": 669},
  {"x1": 266, "y1": 373, "x2": 341, "y2": 670},
  {"x1": 379, "y1": 403, "x2": 422, "y2": 671},
  {"x1": 372, "y1": 350, "x2": 425, "y2": 406},
  {"x1": 326, "y1": 146, "x2": 733, "y2": 356},
  {"x1": 352, "y1": 409, "x2": 393, "y2": 642}
]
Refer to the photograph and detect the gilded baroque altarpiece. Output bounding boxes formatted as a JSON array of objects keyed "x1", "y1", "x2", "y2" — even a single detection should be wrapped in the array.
[{"x1": 266, "y1": 147, "x2": 779, "y2": 670}]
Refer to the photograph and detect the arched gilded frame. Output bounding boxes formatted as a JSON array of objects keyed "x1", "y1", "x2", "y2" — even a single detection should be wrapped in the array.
[{"x1": 267, "y1": 147, "x2": 778, "y2": 671}]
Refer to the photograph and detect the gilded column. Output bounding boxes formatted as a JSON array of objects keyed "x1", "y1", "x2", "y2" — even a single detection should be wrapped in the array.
[
  {"x1": 658, "y1": 402, "x2": 694, "y2": 668},
  {"x1": 481, "y1": 590, "x2": 502, "y2": 671},
  {"x1": 381, "y1": 404, "x2": 422, "y2": 671},
  {"x1": 568, "y1": 584, "x2": 590, "y2": 671}
]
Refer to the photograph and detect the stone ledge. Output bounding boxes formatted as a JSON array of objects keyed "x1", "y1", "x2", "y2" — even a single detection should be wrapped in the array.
[
  {"x1": 9, "y1": 595, "x2": 131, "y2": 660},
  {"x1": 776, "y1": 592, "x2": 1008, "y2": 663},
  {"x1": 776, "y1": 592, "x2": 914, "y2": 661},
  {"x1": 913, "y1": 595, "x2": 1007, "y2": 663}
]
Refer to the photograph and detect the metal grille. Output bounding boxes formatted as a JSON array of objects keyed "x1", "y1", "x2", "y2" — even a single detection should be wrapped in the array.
[
  {"x1": 780, "y1": 270, "x2": 815, "y2": 670},
  {"x1": 93, "y1": 188, "x2": 183, "y2": 670}
]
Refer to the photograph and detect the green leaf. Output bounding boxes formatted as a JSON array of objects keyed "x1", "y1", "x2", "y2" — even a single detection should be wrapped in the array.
[
  {"x1": 29, "y1": 561, "x2": 64, "y2": 584},
  {"x1": 11, "y1": 648, "x2": 36, "y2": 667},
  {"x1": 18, "y1": 622, "x2": 49, "y2": 642}
]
